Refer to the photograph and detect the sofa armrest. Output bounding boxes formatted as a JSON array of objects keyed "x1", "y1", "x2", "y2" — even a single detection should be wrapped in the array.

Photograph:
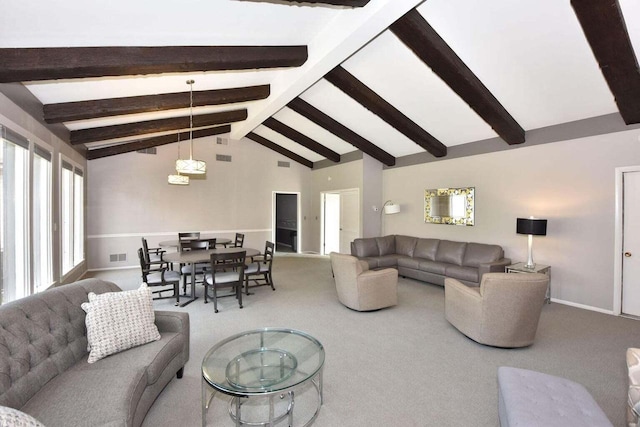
[
  {"x1": 155, "y1": 310, "x2": 189, "y2": 334},
  {"x1": 478, "y1": 258, "x2": 511, "y2": 279}
]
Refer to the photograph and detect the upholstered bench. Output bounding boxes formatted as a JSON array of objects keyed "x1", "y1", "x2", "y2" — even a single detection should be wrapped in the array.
[{"x1": 497, "y1": 367, "x2": 612, "y2": 427}]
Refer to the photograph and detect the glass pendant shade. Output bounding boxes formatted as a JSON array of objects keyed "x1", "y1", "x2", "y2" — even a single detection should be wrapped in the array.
[
  {"x1": 175, "y1": 158, "x2": 206, "y2": 174},
  {"x1": 168, "y1": 174, "x2": 190, "y2": 185}
]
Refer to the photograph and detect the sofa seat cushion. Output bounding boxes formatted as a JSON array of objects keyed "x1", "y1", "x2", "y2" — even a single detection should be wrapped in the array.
[
  {"x1": 413, "y1": 239, "x2": 440, "y2": 261},
  {"x1": 74, "y1": 331, "x2": 183, "y2": 386},
  {"x1": 445, "y1": 265, "x2": 479, "y2": 283},
  {"x1": 375, "y1": 255, "x2": 401, "y2": 268},
  {"x1": 395, "y1": 235, "x2": 417, "y2": 257},
  {"x1": 397, "y1": 257, "x2": 420, "y2": 269},
  {"x1": 435, "y1": 240, "x2": 467, "y2": 266},
  {"x1": 418, "y1": 260, "x2": 447, "y2": 275},
  {"x1": 463, "y1": 243, "x2": 504, "y2": 267},
  {"x1": 21, "y1": 363, "x2": 148, "y2": 427}
]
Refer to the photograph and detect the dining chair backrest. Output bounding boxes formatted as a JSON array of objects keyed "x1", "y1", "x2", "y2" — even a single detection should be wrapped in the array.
[
  {"x1": 138, "y1": 248, "x2": 150, "y2": 281},
  {"x1": 206, "y1": 238, "x2": 217, "y2": 248},
  {"x1": 178, "y1": 232, "x2": 200, "y2": 241},
  {"x1": 263, "y1": 241, "x2": 275, "y2": 265},
  {"x1": 233, "y1": 233, "x2": 245, "y2": 248},
  {"x1": 180, "y1": 239, "x2": 209, "y2": 252},
  {"x1": 141, "y1": 237, "x2": 152, "y2": 263},
  {"x1": 209, "y1": 250, "x2": 246, "y2": 277}
]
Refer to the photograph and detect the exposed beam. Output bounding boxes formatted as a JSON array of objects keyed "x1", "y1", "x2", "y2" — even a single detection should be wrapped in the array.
[
  {"x1": 287, "y1": 97, "x2": 395, "y2": 166},
  {"x1": 390, "y1": 9, "x2": 525, "y2": 145},
  {"x1": 276, "y1": 0, "x2": 370, "y2": 5},
  {"x1": 325, "y1": 66, "x2": 447, "y2": 157},
  {"x1": 263, "y1": 117, "x2": 341, "y2": 162},
  {"x1": 246, "y1": 132, "x2": 314, "y2": 169},
  {"x1": 571, "y1": 0, "x2": 640, "y2": 124},
  {"x1": 231, "y1": 0, "x2": 425, "y2": 139},
  {"x1": 70, "y1": 109, "x2": 247, "y2": 145},
  {"x1": 87, "y1": 126, "x2": 230, "y2": 160},
  {"x1": 44, "y1": 85, "x2": 270, "y2": 123},
  {"x1": 0, "y1": 46, "x2": 308, "y2": 83}
]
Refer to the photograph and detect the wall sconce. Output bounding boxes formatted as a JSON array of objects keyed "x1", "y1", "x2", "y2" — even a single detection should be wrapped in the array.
[{"x1": 516, "y1": 217, "x2": 547, "y2": 269}]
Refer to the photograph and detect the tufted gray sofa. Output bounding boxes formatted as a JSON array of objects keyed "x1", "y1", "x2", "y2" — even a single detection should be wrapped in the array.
[
  {"x1": 0, "y1": 278, "x2": 190, "y2": 427},
  {"x1": 351, "y1": 235, "x2": 511, "y2": 287}
]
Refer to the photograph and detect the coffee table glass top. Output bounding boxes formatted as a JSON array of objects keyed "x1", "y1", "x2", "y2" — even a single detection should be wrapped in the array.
[{"x1": 202, "y1": 328, "x2": 325, "y2": 396}]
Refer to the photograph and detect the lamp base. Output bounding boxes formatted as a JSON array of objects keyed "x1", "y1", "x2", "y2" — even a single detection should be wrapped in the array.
[{"x1": 523, "y1": 262, "x2": 536, "y2": 270}]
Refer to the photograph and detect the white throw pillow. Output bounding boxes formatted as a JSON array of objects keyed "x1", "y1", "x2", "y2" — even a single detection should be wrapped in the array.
[
  {"x1": 0, "y1": 406, "x2": 45, "y2": 427},
  {"x1": 81, "y1": 283, "x2": 161, "y2": 364}
]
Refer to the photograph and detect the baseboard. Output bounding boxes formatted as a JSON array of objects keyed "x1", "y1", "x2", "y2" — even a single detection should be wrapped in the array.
[
  {"x1": 550, "y1": 297, "x2": 615, "y2": 315},
  {"x1": 87, "y1": 266, "x2": 139, "y2": 272}
]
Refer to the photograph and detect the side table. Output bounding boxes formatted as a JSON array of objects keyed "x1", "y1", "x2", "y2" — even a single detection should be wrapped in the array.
[{"x1": 505, "y1": 262, "x2": 551, "y2": 303}]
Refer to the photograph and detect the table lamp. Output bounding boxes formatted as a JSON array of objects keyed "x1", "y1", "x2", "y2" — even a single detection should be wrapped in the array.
[{"x1": 516, "y1": 217, "x2": 547, "y2": 269}]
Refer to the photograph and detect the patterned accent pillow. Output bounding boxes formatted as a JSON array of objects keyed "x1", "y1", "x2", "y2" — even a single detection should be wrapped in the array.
[
  {"x1": 0, "y1": 406, "x2": 45, "y2": 426},
  {"x1": 628, "y1": 348, "x2": 640, "y2": 427},
  {"x1": 81, "y1": 283, "x2": 161, "y2": 364}
]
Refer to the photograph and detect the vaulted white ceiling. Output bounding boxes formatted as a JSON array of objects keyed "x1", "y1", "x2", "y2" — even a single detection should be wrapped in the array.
[{"x1": 1, "y1": 0, "x2": 639, "y2": 165}]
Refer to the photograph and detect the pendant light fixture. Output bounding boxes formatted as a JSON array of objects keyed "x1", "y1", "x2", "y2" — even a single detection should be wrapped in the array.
[
  {"x1": 168, "y1": 134, "x2": 189, "y2": 185},
  {"x1": 175, "y1": 79, "x2": 206, "y2": 175}
]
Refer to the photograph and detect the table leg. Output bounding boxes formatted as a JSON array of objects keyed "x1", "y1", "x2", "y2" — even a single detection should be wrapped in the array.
[
  {"x1": 202, "y1": 379, "x2": 216, "y2": 427},
  {"x1": 235, "y1": 397, "x2": 241, "y2": 427},
  {"x1": 179, "y1": 262, "x2": 199, "y2": 307}
]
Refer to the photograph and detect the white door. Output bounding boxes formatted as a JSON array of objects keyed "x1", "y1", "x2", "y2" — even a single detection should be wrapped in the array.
[
  {"x1": 339, "y1": 190, "x2": 359, "y2": 254},
  {"x1": 323, "y1": 193, "x2": 340, "y2": 255},
  {"x1": 622, "y1": 171, "x2": 640, "y2": 316}
]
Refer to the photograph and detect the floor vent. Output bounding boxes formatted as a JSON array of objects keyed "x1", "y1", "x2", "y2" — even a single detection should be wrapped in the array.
[
  {"x1": 278, "y1": 161, "x2": 291, "y2": 168},
  {"x1": 136, "y1": 147, "x2": 157, "y2": 155},
  {"x1": 216, "y1": 154, "x2": 232, "y2": 162},
  {"x1": 216, "y1": 137, "x2": 229, "y2": 145}
]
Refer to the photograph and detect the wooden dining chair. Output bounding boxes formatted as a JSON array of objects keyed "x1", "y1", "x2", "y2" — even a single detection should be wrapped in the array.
[
  {"x1": 141, "y1": 237, "x2": 170, "y2": 270},
  {"x1": 138, "y1": 248, "x2": 181, "y2": 305},
  {"x1": 178, "y1": 231, "x2": 200, "y2": 245},
  {"x1": 232, "y1": 233, "x2": 245, "y2": 248},
  {"x1": 180, "y1": 239, "x2": 210, "y2": 295},
  {"x1": 203, "y1": 250, "x2": 246, "y2": 313},
  {"x1": 244, "y1": 241, "x2": 275, "y2": 295}
]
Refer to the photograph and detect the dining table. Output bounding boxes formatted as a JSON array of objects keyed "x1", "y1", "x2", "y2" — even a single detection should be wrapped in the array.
[
  {"x1": 158, "y1": 236, "x2": 232, "y2": 248},
  {"x1": 164, "y1": 247, "x2": 260, "y2": 307}
]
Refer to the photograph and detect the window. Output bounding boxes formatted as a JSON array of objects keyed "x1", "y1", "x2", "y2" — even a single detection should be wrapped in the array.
[
  {"x1": 33, "y1": 145, "x2": 52, "y2": 292},
  {"x1": 61, "y1": 159, "x2": 84, "y2": 276},
  {"x1": 1, "y1": 127, "x2": 30, "y2": 303}
]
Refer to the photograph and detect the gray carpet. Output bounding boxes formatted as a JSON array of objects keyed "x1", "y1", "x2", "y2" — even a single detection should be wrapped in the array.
[{"x1": 88, "y1": 255, "x2": 639, "y2": 426}]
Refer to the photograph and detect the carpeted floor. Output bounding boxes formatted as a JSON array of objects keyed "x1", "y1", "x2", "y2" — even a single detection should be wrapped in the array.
[{"x1": 87, "y1": 255, "x2": 639, "y2": 426}]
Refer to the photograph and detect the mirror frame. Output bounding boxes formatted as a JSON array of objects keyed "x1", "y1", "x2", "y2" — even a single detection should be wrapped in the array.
[{"x1": 424, "y1": 187, "x2": 475, "y2": 226}]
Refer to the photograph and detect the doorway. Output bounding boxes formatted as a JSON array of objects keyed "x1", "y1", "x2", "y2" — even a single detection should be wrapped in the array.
[
  {"x1": 321, "y1": 189, "x2": 360, "y2": 255},
  {"x1": 615, "y1": 166, "x2": 640, "y2": 316},
  {"x1": 273, "y1": 192, "x2": 299, "y2": 253}
]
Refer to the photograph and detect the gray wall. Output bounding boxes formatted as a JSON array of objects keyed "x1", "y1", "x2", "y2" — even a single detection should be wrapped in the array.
[
  {"x1": 362, "y1": 153, "x2": 383, "y2": 238},
  {"x1": 382, "y1": 128, "x2": 640, "y2": 312},
  {"x1": 87, "y1": 136, "x2": 312, "y2": 269}
]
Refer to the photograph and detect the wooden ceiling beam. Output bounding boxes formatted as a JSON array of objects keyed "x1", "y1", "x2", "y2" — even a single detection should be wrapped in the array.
[
  {"x1": 70, "y1": 109, "x2": 247, "y2": 145},
  {"x1": 390, "y1": 9, "x2": 525, "y2": 145},
  {"x1": 0, "y1": 46, "x2": 308, "y2": 83},
  {"x1": 287, "y1": 97, "x2": 395, "y2": 166},
  {"x1": 246, "y1": 132, "x2": 313, "y2": 169},
  {"x1": 263, "y1": 117, "x2": 341, "y2": 162},
  {"x1": 44, "y1": 85, "x2": 270, "y2": 123},
  {"x1": 571, "y1": 0, "x2": 640, "y2": 124},
  {"x1": 325, "y1": 66, "x2": 447, "y2": 157},
  {"x1": 87, "y1": 125, "x2": 230, "y2": 160}
]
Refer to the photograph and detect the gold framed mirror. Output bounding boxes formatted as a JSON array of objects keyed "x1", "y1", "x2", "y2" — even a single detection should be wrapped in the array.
[{"x1": 424, "y1": 187, "x2": 474, "y2": 226}]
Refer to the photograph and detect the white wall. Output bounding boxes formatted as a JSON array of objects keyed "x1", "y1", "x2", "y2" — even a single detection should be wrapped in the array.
[
  {"x1": 87, "y1": 136, "x2": 312, "y2": 269},
  {"x1": 383, "y1": 128, "x2": 640, "y2": 312}
]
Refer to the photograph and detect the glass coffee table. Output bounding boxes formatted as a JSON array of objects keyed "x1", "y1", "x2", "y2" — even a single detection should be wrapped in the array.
[{"x1": 202, "y1": 328, "x2": 325, "y2": 427}]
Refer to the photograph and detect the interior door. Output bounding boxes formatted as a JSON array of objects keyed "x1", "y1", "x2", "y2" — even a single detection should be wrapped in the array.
[
  {"x1": 622, "y1": 171, "x2": 640, "y2": 316},
  {"x1": 339, "y1": 190, "x2": 359, "y2": 254},
  {"x1": 323, "y1": 193, "x2": 340, "y2": 255}
]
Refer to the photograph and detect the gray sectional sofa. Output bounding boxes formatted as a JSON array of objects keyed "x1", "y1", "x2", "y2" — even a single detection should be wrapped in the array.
[
  {"x1": 0, "y1": 278, "x2": 190, "y2": 427},
  {"x1": 351, "y1": 235, "x2": 510, "y2": 287}
]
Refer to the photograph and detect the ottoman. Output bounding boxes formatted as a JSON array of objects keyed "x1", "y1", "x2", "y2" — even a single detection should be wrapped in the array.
[{"x1": 497, "y1": 367, "x2": 612, "y2": 427}]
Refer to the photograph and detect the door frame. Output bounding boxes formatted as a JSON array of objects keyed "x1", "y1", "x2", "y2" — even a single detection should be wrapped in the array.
[
  {"x1": 614, "y1": 165, "x2": 640, "y2": 315},
  {"x1": 272, "y1": 191, "x2": 301, "y2": 254},
  {"x1": 320, "y1": 187, "x2": 360, "y2": 256}
]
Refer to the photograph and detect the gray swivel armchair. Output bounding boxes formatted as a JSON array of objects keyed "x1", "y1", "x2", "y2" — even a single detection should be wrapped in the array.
[
  {"x1": 330, "y1": 252, "x2": 398, "y2": 311},
  {"x1": 445, "y1": 272, "x2": 549, "y2": 348}
]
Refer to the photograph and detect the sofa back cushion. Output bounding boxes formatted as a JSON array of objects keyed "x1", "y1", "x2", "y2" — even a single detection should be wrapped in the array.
[
  {"x1": 351, "y1": 238, "x2": 380, "y2": 257},
  {"x1": 435, "y1": 240, "x2": 467, "y2": 265},
  {"x1": 413, "y1": 238, "x2": 440, "y2": 261},
  {"x1": 462, "y1": 243, "x2": 504, "y2": 267},
  {"x1": 376, "y1": 236, "x2": 396, "y2": 256},
  {"x1": 395, "y1": 235, "x2": 418, "y2": 257},
  {"x1": 0, "y1": 279, "x2": 120, "y2": 409}
]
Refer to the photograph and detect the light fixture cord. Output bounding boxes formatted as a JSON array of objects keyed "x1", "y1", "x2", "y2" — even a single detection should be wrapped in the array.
[{"x1": 176, "y1": 133, "x2": 182, "y2": 176}]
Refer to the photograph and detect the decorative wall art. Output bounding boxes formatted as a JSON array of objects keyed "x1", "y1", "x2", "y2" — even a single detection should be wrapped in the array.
[{"x1": 424, "y1": 187, "x2": 475, "y2": 226}]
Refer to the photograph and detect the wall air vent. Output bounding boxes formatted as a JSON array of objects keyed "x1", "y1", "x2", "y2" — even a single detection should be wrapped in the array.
[
  {"x1": 216, "y1": 154, "x2": 232, "y2": 162},
  {"x1": 216, "y1": 137, "x2": 229, "y2": 145},
  {"x1": 278, "y1": 161, "x2": 291, "y2": 168},
  {"x1": 136, "y1": 147, "x2": 157, "y2": 155}
]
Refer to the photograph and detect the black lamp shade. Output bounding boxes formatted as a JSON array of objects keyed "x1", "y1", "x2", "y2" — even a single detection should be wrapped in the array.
[{"x1": 516, "y1": 218, "x2": 547, "y2": 236}]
